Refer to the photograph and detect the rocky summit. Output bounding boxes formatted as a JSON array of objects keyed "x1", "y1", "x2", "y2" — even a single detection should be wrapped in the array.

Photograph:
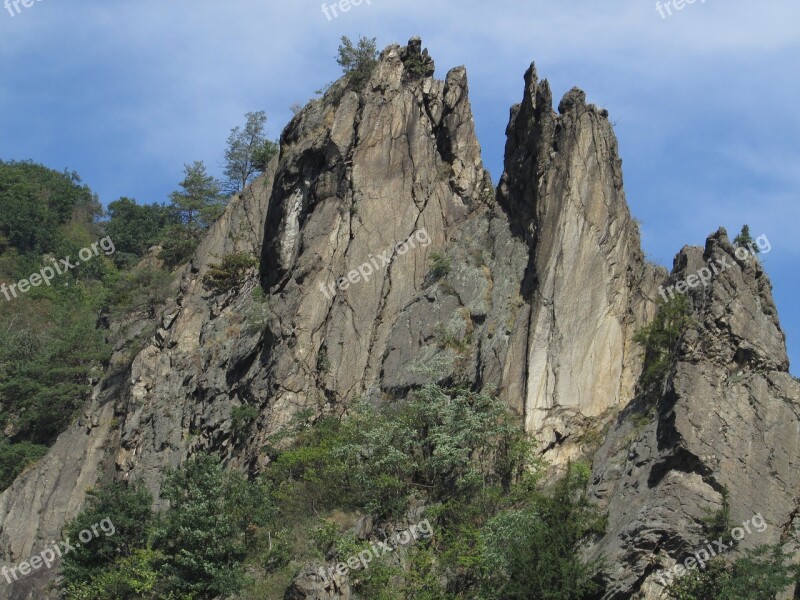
[{"x1": 1, "y1": 37, "x2": 797, "y2": 600}]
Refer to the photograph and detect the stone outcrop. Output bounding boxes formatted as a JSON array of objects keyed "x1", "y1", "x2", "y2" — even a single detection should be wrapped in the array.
[
  {"x1": 585, "y1": 230, "x2": 800, "y2": 598},
  {"x1": 257, "y1": 37, "x2": 489, "y2": 434},
  {"x1": 0, "y1": 37, "x2": 797, "y2": 600},
  {"x1": 495, "y1": 64, "x2": 664, "y2": 463}
]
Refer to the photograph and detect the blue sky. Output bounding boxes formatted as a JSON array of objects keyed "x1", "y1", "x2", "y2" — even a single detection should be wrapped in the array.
[{"x1": 1, "y1": 0, "x2": 798, "y2": 372}]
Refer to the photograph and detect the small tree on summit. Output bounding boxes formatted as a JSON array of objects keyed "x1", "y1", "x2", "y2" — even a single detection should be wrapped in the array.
[
  {"x1": 733, "y1": 224, "x2": 759, "y2": 254},
  {"x1": 337, "y1": 35, "x2": 379, "y2": 89}
]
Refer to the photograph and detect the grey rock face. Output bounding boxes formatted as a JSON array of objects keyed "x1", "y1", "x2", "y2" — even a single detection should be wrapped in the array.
[
  {"x1": 256, "y1": 38, "x2": 489, "y2": 436},
  {"x1": 0, "y1": 398, "x2": 116, "y2": 600},
  {"x1": 496, "y1": 64, "x2": 663, "y2": 459},
  {"x1": 284, "y1": 566, "x2": 351, "y2": 600},
  {"x1": 585, "y1": 230, "x2": 800, "y2": 599}
]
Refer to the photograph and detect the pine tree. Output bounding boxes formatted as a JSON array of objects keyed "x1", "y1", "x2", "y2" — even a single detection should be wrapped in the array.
[
  {"x1": 733, "y1": 225, "x2": 759, "y2": 254},
  {"x1": 169, "y1": 161, "x2": 224, "y2": 230}
]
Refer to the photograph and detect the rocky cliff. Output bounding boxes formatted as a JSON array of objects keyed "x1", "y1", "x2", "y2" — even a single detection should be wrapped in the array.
[
  {"x1": 0, "y1": 37, "x2": 797, "y2": 600},
  {"x1": 586, "y1": 230, "x2": 800, "y2": 598}
]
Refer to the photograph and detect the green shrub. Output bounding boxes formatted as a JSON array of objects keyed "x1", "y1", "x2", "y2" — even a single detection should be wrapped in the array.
[
  {"x1": 0, "y1": 440, "x2": 48, "y2": 491},
  {"x1": 203, "y1": 252, "x2": 258, "y2": 294},
  {"x1": 404, "y1": 53, "x2": 430, "y2": 80},
  {"x1": 231, "y1": 405, "x2": 259, "y2": 441},
  {"x1": 634, "y1": 294, "x2": 692, "y2": 397},
  {"x1": 152, "y1": 454, "x2": 273, "y2": 598},
  {"x1": 668, "y1": 545, "x2": 799, "y2": 600},
  {"x1": 310, "y1": 519, "x2": 339, "y2": 556},
  {"x1": 63, "y1": 549, "x2": 161, "y2": 600},
  {"x1": 733, "y1": 225, "x2": 758, "y2": 254},
  {"x1": 429, "y1": 252, "x2": 452, "y2": 279},
  {"x1": 106, "y1": 266, "x2": 172, "y2": 318},
  {"x1": 58, "y1": 456, "x2": 277, "y2": 598},
  {"x1": 701, "y1": 488, "x2": 733, "y2": 546},
  {"x1": 158, "y1": 224, "x2": 200, "y2": 268},
  {"x1": 480, "y1": 462, "x2": 606, "y2": 600},
  {"x1": 267, "y1": 384, "x2": 531, "y2": 519},
  {"x1": 336, "y1": 35, "x2": 379, "y2": 90},
  {"x1": 259, "y1": 528, "x2": 293, "y2": 574},
  {"x1": 60, "y1": 481, "x2": 153, "y2": 587}
]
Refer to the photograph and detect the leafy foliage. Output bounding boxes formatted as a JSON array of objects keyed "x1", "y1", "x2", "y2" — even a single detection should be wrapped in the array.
[
  {"x1": 152, "y1": 454, "x2": 273, "y2": 598},
  {"x1": 633, "y1": 294, "x2": 693, "y2": 397},
  {"x1": 480, "y1": 462, "x2": 605, "y2": 599},
  {"x1": 105, "y1": 266, "x2": 172, "y2": 318},
  {"x1": 61, "y1": 481, "x2": 153, "y2": 586},
  {"x1": 0, "y1": 440, "x2": 48, "y2": 490},
  {"x1": 224, "y1": 111, "x2": 278, "y2": 194},
  {"x1": 668, "y1": 545, "x2": 799, "y2": 600},
  {"x1": 158, "y1": 223, "x2": 200, "y2": 268},
  {"x1": 202, "y1": 252, "x2": 258, "y2": 294},
  {"x1": 268, "y1": 385, "x2": 530, "y2": 518},
  {"x1": 59, "y1": 456, "x2": 276, "y2": 599},
  {"x1": 231, "y1": 404, "x2": 259, "y2": 441},
  {"x1": 104, "y1": 198, "x2": 174, "y2": 264},
  {"x1": 0, "y1": 160, "x2": 99, "y2": 254},
  {"x1": 0, "y1": 290, "x2": 111, "y2": 446},
  {"x1": 63, "y1": 549, "x2": 162, "y2": 600},
  {"x1": 337, "y1": 35, "x2": 379, "y2": 90}
]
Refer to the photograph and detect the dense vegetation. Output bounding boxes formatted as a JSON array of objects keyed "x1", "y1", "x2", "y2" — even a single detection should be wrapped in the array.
[
  {"x1": 61, "y1": 459, "x2": 272, "y2": 600},
  {"x1": 0, "y1": 160, "x2": 115, "y2": 488},
  {"x1": 0, "y1": 118, "x2": 273, "y2": 493},
  {"x1": 667, "y1": 545, "x2": 799, "y2": 600},
  {"x1": 62, "y1": 385, "x2": 797, "y2": 600},
  {"x1": 59, "y1": 384, "x2": 609, "y2": 599},
  {"x1": 633, "y1": 294, "x2": 693, "y2": 398},
  {"x1": 665, "y1": 497, "x2": 798, "y2": 599}
]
